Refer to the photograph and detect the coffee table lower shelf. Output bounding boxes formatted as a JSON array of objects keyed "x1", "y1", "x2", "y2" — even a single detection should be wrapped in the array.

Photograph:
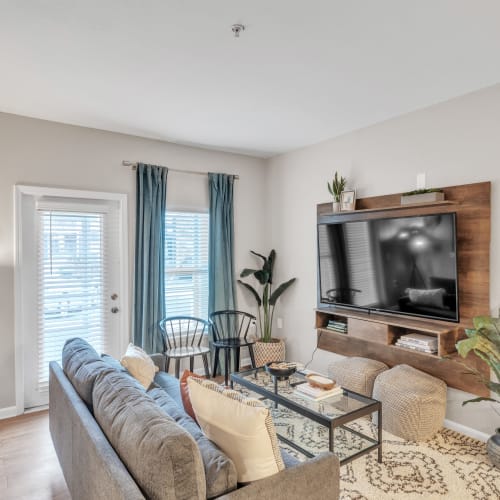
[
  {"x1": 274, "y1": 418, "x2": 381, "y2": 466},
  {"x1": 231, "y1": 368, "x2": 382, "y2": 466}
]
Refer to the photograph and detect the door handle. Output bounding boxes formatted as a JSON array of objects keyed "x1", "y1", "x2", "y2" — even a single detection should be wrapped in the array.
[{"x1": 111, "y1": 307, "x2": 119, "y2": 314}]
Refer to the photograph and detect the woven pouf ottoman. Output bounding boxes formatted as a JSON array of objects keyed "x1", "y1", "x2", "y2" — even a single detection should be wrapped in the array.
[
  {"x1": 373, "y1": 364, "x2": 447, "y2": 441},
  {"x1": 328, "y1": 356, "x2": 388, "y2": 397}
]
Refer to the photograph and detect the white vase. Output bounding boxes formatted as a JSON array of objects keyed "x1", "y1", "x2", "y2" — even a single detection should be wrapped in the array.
[{"x1": 332, "y1": 201, "x2": 341, "y2": 213}]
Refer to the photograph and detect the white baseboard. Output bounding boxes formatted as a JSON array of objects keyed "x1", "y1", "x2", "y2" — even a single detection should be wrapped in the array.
[
  {"x1": 193, "y1": 357, "x2": 252, "y2": 377},
  {"x1": 0, "y1": 406, "x2": 19, "y2": 420},
  {"x1": 444, "y1": 418, "x2": 490, "y2": 443}
]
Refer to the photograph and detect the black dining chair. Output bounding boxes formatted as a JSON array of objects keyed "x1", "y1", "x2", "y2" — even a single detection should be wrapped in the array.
[
  {"x1": 158, "y1": 316, "x2": 211, "y2": 378},
  {"x1": 209, "y1": 310, "x2": 257, "y2": 386}
]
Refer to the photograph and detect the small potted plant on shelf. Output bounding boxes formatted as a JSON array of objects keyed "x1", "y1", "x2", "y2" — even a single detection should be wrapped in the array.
[
  {"x1": 328, "y1": 172, "x2": 347, "y2": 213},
  {"x1": 400, "y1": 188, "x2": 444, "y2": 205},
  {"x1": 453, "y1": 316, "x2": 500, "y2": 468},
  {"x1": 238, "y1": 250, "x2": 296, "y2": 367}
]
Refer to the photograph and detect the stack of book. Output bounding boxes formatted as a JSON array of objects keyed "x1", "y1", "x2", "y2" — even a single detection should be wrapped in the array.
[
  {"x1": 295, "y1": 383, "x2": 343, "y2": 401},
  {"x1": 395, "y1": 333, "x2": 438, "y2": 354},
  {"x1": 325, "y1": 320, "x2": 347, "y2": 334}
]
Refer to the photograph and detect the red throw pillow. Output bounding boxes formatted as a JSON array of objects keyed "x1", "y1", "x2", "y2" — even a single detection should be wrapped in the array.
[{"x1": 180, "y1": 370, "x2": 204, "y2": 422}]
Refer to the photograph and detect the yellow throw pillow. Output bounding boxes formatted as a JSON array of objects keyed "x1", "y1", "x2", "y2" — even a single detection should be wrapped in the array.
[
  {"x1": 187, "y1": 377, "x2": 284, "y2": 483},
  {"x1": 120, "y1": 343, "x2": 158, "y2": 389}
]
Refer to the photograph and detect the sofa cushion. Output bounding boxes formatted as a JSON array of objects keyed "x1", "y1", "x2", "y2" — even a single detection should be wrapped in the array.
[
  {"x1": 149, "y1": 387, "x2": 237, "y2": 499},
  {"x1": 62, "y1": 338, "x2": 114, "y2": 408},
  {"x1": 101, "y1": 353, "x2": 128, "y2": 373},
  {"x1": 180, "y1": 370, "x2": 204, "y2": 422},
  {"x1": 154, "y1": 371, "x2": 183, "y2": 407},
  {"x1": 120, "y1": 343, "x2": 158, "y2": 389},
  {"x1": 93, "y1": 370, "x2": 206, "y2": 500},
  {"x1": 188, "y1": 378, "x2": 285, "y2": 483}
]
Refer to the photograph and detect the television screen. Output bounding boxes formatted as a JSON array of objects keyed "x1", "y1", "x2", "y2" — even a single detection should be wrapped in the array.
[{"x1": 317, "y1": 212, "x2": 459, "y2": 321}]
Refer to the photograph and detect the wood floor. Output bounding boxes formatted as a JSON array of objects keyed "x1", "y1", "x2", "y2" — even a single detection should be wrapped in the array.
[{"x1": 0, "y1": 410, "x2": 70, "y2": 500}]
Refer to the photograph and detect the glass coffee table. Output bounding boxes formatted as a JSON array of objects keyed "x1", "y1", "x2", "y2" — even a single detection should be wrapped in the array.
[{"x1": 231, "y1": 367, "x2": 382, "y2": 465}]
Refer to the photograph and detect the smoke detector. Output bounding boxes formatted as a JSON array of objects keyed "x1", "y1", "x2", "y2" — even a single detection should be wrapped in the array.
[{"x1": 231, "y1": 24, "x2": 245, "y2": 38}]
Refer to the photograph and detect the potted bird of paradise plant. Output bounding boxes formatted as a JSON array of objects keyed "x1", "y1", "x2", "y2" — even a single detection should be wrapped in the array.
[
  {"x1": 238, "y1": 250, "x2": 296, "y2": 366},
  {"x1": 454, "y1": 316, "x2": 500, "y2": 467}
]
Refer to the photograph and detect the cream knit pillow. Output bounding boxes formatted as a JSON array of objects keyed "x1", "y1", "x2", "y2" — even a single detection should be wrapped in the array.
[
  {"x1": 187, "y1": 377, "x2": 284, "y2": 483},
  {"x1": 120, "y1": 343, "x2": 158, "y2": 389}
]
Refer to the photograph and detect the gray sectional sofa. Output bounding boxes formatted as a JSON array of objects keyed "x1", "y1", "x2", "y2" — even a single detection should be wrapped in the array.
[{"x1": 49, "y1": 338, "x2": 340, "y2": 500}]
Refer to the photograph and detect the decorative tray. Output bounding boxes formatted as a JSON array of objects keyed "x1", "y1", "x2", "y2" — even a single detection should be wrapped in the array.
[{"x1": 306, "y1": 374, "x2": 335, "y2": 390}]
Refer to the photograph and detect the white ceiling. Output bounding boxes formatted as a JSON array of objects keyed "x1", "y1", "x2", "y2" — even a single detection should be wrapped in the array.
[{"x1": 1, "y1": 1, "x2": 500, "y2": 158}]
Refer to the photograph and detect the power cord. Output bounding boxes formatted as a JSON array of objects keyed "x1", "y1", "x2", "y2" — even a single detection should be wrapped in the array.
[{"x1": 303, "y1": 330, "x2": 323, "y2": 371}]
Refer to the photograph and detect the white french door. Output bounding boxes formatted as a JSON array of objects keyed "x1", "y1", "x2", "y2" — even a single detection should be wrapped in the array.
[{"x1": 16, "y1": 187, "x2": 128, "y2": 410}]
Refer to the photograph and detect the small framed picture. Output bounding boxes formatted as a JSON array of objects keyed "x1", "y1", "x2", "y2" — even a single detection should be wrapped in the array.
[{"x1": 341, "y1": 190, "x2": 356, "y2": 211}]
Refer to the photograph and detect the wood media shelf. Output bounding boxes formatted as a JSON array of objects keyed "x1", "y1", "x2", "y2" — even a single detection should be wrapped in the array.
[
  {"x1": 317, "y1": 308, "x2": 458, "y2": 358},
  {"x1": 316, "y1": 307, "x2": 488, "y2": 397}
]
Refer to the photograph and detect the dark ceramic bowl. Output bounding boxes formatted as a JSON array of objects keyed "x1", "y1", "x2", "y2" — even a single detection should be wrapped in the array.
[{"x1": 265, "y1": 361, "x2": 297, "y2": 380}]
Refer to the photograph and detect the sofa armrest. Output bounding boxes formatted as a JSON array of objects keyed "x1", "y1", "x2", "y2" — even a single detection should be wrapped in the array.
[
  {"x1": 150, "y1": 353, "x2": 165, "y2": 372},
  {"x1": 218, "y1": 453, "x2": 339, "y2": 500}
]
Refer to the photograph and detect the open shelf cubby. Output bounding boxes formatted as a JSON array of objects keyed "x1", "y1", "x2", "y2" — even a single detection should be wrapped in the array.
[
  {"x1": 315, "y1": 307, "x2": 488, "y2": 396},
  {"x1": 316, "y1": 308, "x2": 458, "y2": 359}
]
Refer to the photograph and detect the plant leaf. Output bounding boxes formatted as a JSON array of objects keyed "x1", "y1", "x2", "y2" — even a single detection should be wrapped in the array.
[
  {"x1": 456, "y1": 337, "x2": 478, "y2": 358},
  {"x1": 264, "y1": 249, "x2": 276, "y2": 284},
  {"x1": 237, "y1": 280, "x2": 262, "y2": 306},
  {"x1": 464, "y1": 328, "x2": 476, "y2": 338},
  {"x1": 269, "y1": 278, "x2": 297, "y2": 305},
  {"x1": 473, "y1": 316, "x2": 496, "y2": 330},
  {"x1": 486, "y1": 380, "x2": 500, "y2": 396},
  {"x1": 250, "y1": 250, "x2": 267, "y2": 262},
  {"x1": 254, "y1": 270, "x2": 269, "y2": 285},
  {"x1": 462, "y1": 396, "x2": 497, "y2": 406},
  {"x1": 240, "y1": 268, "x2": 259, "y2": 278}
]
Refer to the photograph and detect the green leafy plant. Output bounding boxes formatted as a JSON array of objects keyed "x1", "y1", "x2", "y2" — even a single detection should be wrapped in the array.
[
  {"x1": 327, "y1": 172, "x2": 347, "y2": 202},
  {"x1": 238, "y1": 250, "x2": 296, "y2": 343},
  {"x1": 402, "y1": 188, "x2": 443, "y2": 196},
  {"x1": 455, "y1": 316, "x2": 500, "y2": 406}
]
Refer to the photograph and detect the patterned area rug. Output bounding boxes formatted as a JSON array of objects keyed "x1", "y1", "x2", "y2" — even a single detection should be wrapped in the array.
[
  {"x1": 272, "y1": 408, "x2": 500, "y2": 500},
  {"x1": 235, "y1": 376, "x2": 500, "y2": 499}
]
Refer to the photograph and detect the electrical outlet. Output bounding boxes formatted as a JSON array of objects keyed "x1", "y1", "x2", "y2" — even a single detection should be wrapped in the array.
[
  {"x1": 416, "y1": 172, "x2": 426, "y2": 189},
  {"x1": 277, "y1": 317, "x2": 283, "y2": 329}
]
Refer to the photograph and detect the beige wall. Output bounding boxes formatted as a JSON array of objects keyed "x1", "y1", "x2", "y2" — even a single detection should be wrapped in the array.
[
  {"x1": 266, "y1": 84, "x2": 500, "y2": 435},
  {"x1": 2, "y1": 84, "x2": 499, "y2": 434},
  {"x1": 0, "y1": 112, "x2": 267, "y2": 410}
]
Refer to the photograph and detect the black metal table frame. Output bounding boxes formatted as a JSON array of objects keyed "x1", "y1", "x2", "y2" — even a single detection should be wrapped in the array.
[{"x1": 231, "y1": 367, "x2": 382, "y2": 466}]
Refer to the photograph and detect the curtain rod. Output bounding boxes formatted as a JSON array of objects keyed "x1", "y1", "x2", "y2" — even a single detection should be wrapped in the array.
[{"x1": 122, "y1": 160, "x2": 239, "y2": 180}]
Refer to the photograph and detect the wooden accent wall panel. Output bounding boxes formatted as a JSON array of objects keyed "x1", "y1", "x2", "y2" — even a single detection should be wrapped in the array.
[
  {"x1": 318, "y1": 329, "x2": 490, "y2": 397},
  {"x1": 316, "y1": 182, "x2": 491, "y2": 396},
  {"x1": 348, "y1": 318, "x2": 387, "y2": 344}
]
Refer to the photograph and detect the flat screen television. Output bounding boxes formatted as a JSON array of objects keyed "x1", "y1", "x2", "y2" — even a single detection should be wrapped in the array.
[{"x1": 317, "y1": 212, "x2": 459, "y2": 322}]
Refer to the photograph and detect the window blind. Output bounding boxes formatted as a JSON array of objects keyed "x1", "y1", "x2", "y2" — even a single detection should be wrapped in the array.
[
  {"x1": 37, "y1": 210, "x2": 110, "y2": 390},
  {"x1": 165, "y1": 211, "x2": 209, "y2": 320}
]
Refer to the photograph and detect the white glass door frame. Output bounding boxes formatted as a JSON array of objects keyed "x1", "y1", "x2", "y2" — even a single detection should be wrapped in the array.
[{"x1": 14, "y1": 185, "x2": 129, "y2": 414}]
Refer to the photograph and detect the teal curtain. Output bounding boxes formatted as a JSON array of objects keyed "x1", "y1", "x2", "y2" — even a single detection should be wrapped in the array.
[
  {"x1": 133, "y1": 163, "x2": 168, "y2": 353},
  {"x1": 208, "y1": 173, "x2": 236, "y2": 314}
]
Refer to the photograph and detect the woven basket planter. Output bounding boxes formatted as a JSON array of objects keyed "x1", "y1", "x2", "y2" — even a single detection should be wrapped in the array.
[{"x1": 254, "y1": 339, "x2": 286, "y2": 367}]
